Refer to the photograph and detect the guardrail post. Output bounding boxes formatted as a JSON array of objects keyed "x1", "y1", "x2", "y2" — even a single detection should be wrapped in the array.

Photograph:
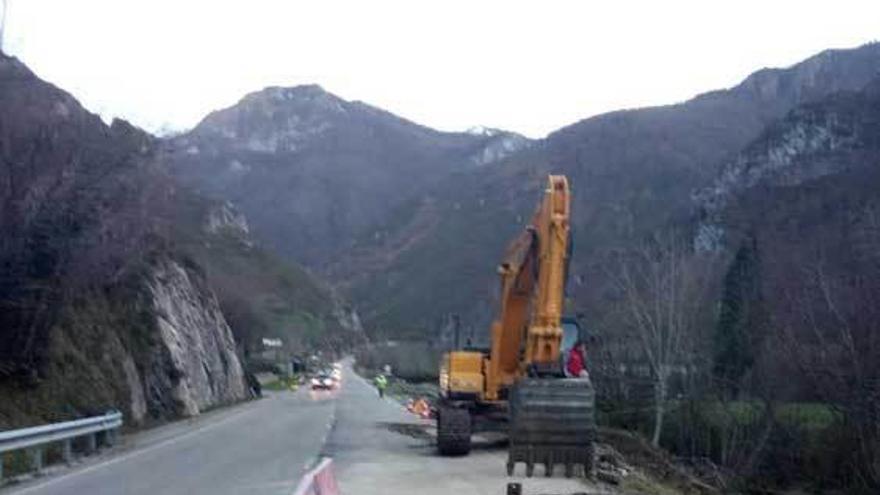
[
  {"x1": 106, "y1": 428, "x2": 117, "y2": 446},
  {"x1": 1, "y1": 455, "x2": 4, "y2": 482},
  {"x1": 29, "y1": 447, "x2": 43, "y2": 473},
  {"x1": 86, "y1": 433, "x2": 97, "y2": 454},
  {"x1": 62, "y1": 439, "x2": 73, "y2": 464}
]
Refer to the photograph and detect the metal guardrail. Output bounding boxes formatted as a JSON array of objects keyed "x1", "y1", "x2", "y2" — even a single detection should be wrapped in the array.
[{"x1": 0, "y1": 410, "x2": 123, "y2": 482}]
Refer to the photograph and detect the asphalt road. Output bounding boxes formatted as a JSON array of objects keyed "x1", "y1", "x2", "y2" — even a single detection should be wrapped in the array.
[
  {"x1": 6, "y1": 385, "x2": 338, "y2": 495},
  {"x1": 6, "y1": 361, "x2": 599, "y2": 495}
]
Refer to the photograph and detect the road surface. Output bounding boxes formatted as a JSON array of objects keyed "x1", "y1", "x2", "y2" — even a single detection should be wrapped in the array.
[
  {"x1": 6, "y1": 362, "x2": 602, "y2": 494},
  {"x1": 6, "y1": 387, "x2": 337, "y2": 494},
  {"x1": 329, "y1": 364, "x2": 598, "y2": 495}
]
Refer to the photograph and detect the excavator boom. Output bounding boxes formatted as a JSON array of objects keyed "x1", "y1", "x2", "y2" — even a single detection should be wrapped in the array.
[{"x1": 486, "y1": 176, "x2": 571, "y2": 398}]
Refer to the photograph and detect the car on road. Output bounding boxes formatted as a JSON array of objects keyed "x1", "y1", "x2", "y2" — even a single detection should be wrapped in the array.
[{"x1": 310, "y1": 373, "x2": 336, "y2": 390}]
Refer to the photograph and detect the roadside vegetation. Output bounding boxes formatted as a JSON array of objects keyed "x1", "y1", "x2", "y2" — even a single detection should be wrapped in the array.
[
  {"x1": 591, "y1": 214, "x2": 880, "y2": 492},
  {"x1": 354, "y1": 341, "x2": 441, "y2": 383},
  {"x1": 358, "y1": 225, "x2": 878, "y2": 493},
  {"x1": 261, "y1": 376, "x2": 301, "y2": 392}
]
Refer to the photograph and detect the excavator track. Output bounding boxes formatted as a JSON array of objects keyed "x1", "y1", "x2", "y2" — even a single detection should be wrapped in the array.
[
  {"x1": 436, "y1": 406, "x2": 472, "y2": 455},
  {"x1": 507, "y1": 377, "x2": 596, "y2": 478}
]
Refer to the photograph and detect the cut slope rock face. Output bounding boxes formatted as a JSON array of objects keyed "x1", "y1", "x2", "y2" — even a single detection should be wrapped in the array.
[
  {"x1": 168, "y1": 84, "x2": 531, "y2": 267},
  {"x1": 144, "y1": 259, "x2": 246, "y2": 418},
  {"x1": 0, "y1": 51, "x2": 246, "y2": 427}
]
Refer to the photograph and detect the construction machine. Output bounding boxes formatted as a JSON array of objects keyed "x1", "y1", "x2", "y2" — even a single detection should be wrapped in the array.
[{"x1": 436, "y1": 174, "x2": 596, "y2": 477}]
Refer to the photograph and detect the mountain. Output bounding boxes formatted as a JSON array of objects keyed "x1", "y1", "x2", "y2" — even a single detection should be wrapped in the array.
[
  {"x1": 695, "y1": 76, "x2": 880, "y2": 264},
  {"x1": 167, "y1": 85, "x2": 531, "y2": 266},
  {"x1": 330, "y1": 43, "x2": 880, "y2": 338},
  {"x1": 695, "y1": 77, "x2": 880, "y2": 250},
  {"x1": 0, "y1": 53, "x2": 358, "y2": 428}
]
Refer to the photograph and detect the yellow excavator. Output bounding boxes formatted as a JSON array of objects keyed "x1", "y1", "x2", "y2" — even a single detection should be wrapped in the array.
[{"x1": 436, "y1": 174, "x2": 595, "y2": 477}]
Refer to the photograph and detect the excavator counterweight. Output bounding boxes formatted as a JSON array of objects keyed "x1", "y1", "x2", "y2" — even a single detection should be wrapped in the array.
[{"x1": 437, "y1": 175, "x2": 596, "y2": 478}]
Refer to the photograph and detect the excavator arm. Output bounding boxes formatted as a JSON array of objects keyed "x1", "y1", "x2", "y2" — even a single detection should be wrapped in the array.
[{"x1": 486, "y1": 175, "x2": 570, "y2": 399}]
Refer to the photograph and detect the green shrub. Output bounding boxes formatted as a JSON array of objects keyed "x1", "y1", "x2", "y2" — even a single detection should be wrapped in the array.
[{"x1": 355, "y1": 342, "x2": 441, "y2": 382}]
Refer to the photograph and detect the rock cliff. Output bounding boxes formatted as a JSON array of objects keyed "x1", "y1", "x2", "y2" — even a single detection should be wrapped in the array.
[
  {"x1": 141, "y1": 258, "x2": 246, "y2": 419},
  {"x1": 0, "y1": 51, "x2": 246, "y2": 427}
]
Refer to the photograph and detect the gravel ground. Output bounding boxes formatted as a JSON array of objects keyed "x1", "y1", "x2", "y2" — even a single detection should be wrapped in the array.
[{"x1": 330, "y1": 362, "x2": 619, "y2": 495}]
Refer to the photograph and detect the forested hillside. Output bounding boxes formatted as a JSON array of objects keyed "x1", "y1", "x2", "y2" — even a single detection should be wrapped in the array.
[
  {"x1": 0, "y1": 52, "x2": 358, "y2": 428},
  {"x1": 653, "y1": 76, "x2": 880, "y2": 491},
  {"x1": 168, "y1": 85, "x2": 530, "y2": 266},
  {"x1": 332, "y1": 43, "x2": 880, "y2": 339},
  {"x1": 0, "y1": 50, "x2": 248, "y2": 426},
  {"x1": 171, "y1": 198, "x2": 365, "y2": 356}
]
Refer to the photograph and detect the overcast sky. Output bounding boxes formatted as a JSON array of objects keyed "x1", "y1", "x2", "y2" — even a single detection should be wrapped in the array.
[{"x1": 2, "y1": 1, "x2": 878, "y2": 138}]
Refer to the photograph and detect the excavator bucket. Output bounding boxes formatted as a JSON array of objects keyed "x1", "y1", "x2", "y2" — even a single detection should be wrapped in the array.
[{"x1": 507, "y1": 377, "x2": 596, "y2": 478}]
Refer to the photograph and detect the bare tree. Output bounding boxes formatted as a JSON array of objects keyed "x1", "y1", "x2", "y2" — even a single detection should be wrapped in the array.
[
  {"x1": 769, "y1": 203, "x2": 880, "y2": 489},
  {"x1": 611, "y1": 234, "x2": 716, "y2": 446}
]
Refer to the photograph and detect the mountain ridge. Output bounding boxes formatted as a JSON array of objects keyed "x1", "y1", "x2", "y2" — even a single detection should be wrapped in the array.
[
  {"x1": 168, "y1": 83, "x2": 532, "y2": 266},
  {"x1": 330, "y1": 42, "x2": 880, "y2": 338}
]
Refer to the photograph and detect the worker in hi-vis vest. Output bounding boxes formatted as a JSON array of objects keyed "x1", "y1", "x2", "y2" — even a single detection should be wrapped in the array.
[{"x1": 374, "y1": 374, "x2": 388, "y2": 398}]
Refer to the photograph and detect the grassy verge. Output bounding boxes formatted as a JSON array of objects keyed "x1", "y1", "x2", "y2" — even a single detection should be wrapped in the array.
[{"x1": 262, "y1": 376, "x2": 302, "y2": 391}]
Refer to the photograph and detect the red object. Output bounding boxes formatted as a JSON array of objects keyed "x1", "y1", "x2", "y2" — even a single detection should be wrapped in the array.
[
  {"x1": 293, "y1": 457, "x2": 339, "y2": 495},
  {"x1": 566, "y1": 346, "x2": 585, "y2": 377}
]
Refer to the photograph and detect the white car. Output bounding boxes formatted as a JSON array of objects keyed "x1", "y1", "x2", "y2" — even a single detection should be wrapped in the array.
[{"x1": 311, "y1": 374, "x2": 336, "y2": 390}]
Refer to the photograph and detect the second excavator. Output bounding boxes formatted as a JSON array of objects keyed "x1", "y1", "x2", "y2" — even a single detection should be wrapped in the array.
[{"x1": 436, "y1": 174, "x2": 596, "y2": 477}]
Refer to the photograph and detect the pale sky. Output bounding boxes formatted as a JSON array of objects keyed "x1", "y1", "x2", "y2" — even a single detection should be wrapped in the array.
[{"x1": 2, "y1": 0, "x2": 878, "y2": 138}]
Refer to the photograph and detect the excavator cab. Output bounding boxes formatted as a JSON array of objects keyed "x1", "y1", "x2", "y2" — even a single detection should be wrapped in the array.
[{"x1": 559, "y1": 316, "x2": 582, "y2": 372}]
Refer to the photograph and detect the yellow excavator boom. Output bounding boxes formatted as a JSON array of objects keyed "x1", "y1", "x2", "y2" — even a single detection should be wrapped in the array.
[{"x1": 486, "y1": 175, "x2": 570, "y2": 399}]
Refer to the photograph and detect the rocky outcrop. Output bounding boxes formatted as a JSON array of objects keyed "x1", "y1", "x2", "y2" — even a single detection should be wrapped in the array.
[
  {"x1": 140, "y1": 259, "x2": 247, "y2": 418},
  {"x1": 470, "y1": 130, "x2": 531, "y2": 166},
  {"x1": 694, "y1": 77, "x2": 880, "y2": 251},
  {"x1": 732, "y1": 43, "x2": 880, "y2": 111},
  {"x1": 122, "y1": 354, "x2": 148, "y2": 423},
  {"x1": 187, "y1": 85, "x2": 344, "y2": 154},
  {"x1": 204, "y1": 201, "x2": 250, "y2": 237}
]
